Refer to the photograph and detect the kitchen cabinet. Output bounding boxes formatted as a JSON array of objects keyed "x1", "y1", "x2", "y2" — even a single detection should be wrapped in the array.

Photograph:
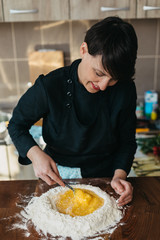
[
  {"x1": 1, "y1": 0, "x2": 160, "y2": 23},
  {"x1": 137, "y1": 0, "x2": 160, "y2": 18},
  {"x1": 70, "y1": 0, "x2": 136, "y2": 20},
  {"x1": 3, "y1": 0, "x2": 69, "y2": 22},
  {"x1": 0, "y1": 0, "x2": 3, "y2": 21}
]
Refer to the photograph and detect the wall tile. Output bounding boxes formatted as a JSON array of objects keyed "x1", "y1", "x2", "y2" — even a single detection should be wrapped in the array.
[
  {"x1": 135, "y1": 58, "x2": 155, "y2": 96},
  {"x1": 64, "y1": 57, "x2": 71, "y2": 66},
  {"x1": 158, "y1": 19, "x2": 160, "y2": 55},
  {"x1": 41, "y1": 21, "x2": 70, "y2": 58},
  {"x1": 0, "y1": 23, "x2": 14, "y2": 59},
  {"x1": 0, "y1": 61, "x2": 17, "y2": 100},
  {"x1": 17, "y1": 61, "x2": 30, "y2": 96},
  {"x1": 70, "y1": 20, "x2": 98, "y2": 61},
  {"x1": 131, "y1": 19, "x2": 157, "y2": 56},
  {"x1": 156, "y1": 58, "x2": 160, "y2": 92},
  {"x1": 70, "y1": 20, "x2": 88, "y2": 61},
  {"x1": 0, "y1": 19, "x2": 159, "y2": 109},
  {"x1": 14, "y1": 22, "x2": 41, "y2": 58}
]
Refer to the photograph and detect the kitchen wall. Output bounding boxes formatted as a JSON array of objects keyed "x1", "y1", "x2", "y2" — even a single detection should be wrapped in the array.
[{"x1": 0, "y1": 18, "x2": 160, "y2": 109}]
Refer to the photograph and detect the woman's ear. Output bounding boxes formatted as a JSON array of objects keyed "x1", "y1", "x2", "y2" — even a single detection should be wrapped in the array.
[{"x1": 80, "y1": 42, "x2": 88, "y2": 57}]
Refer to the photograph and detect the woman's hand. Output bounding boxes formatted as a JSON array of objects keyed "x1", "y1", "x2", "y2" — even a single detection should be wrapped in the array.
[
  {"x1": 27, "y1": 145, "x2": 65, "y2": 187},
  {"x1": 111, "y1": 169, "x2": 133, "y2": 206}
]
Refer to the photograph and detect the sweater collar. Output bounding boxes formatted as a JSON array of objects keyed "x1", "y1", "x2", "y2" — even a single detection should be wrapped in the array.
[{"x1": 69, "y1": 59, "x2": 81, "y2": 80}]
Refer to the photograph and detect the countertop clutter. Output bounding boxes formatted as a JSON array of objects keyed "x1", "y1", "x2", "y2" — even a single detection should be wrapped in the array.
[{"x1": 0, "y1": 177, "x2": 160, "y2": 240}]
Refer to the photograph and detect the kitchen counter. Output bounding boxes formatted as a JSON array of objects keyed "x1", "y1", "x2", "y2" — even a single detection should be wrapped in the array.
[{"x1": 0, "y1": 177, "x2": 160, "y2": 240}]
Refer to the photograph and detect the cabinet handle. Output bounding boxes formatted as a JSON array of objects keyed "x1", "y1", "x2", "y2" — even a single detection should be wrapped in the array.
[
  {"x1": 143, "y1": 6, "x2": 160, "y2": 11},
  {"x1": 100, "y1": 6, "x2": 129, "y2": 12},
  {"x1": 10, "y1": 9, "x2": 38, "y2": 14}
]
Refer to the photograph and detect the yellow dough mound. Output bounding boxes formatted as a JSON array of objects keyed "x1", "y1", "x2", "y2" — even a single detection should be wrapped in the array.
[{"x1": 55, "y1": 188, "x2": 104, "y2": 217}]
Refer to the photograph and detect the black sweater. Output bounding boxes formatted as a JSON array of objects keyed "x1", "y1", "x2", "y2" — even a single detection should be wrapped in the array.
[{"x1": 8, "y1": 59, "x2": 137, "y2": 178}]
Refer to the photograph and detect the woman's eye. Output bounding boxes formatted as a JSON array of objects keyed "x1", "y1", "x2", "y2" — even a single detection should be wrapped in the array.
[{"x1": 95, "y1": 72, "x2": 103, "y2": 77}]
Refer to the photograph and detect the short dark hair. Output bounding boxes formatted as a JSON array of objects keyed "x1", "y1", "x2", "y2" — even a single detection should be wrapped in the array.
[{"x1": 84, "y1": 17, "x2": 138, "y2": 82}]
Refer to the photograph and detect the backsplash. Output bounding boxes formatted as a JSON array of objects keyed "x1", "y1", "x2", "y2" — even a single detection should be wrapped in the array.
[{"x1": 0, "y1": 19, "x2": 160, "y2": 110}]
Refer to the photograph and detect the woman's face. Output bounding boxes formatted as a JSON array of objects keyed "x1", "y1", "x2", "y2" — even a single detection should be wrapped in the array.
[{"x1": 78, "y1": 42, "x2": 118, "y2": 93}]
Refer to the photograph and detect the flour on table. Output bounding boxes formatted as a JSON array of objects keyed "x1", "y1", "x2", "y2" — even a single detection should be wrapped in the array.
[{"x1": 23, "y1": 184, "x2": 123, "y2": 239}]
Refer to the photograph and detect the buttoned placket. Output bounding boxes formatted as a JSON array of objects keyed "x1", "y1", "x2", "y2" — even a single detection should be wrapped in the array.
[{"x1": 66, "y1": 79, "x2": 73, "y2": 109}]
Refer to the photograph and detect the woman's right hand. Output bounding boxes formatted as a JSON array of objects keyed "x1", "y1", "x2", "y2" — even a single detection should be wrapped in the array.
[{"x1": 27, "y1": 145, "x2": 65, "y2": 186}]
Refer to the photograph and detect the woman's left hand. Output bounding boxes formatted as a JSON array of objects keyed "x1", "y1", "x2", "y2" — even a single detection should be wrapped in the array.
[{"x1": 111, "y1": 177, "x2": 133, "y2": 206}]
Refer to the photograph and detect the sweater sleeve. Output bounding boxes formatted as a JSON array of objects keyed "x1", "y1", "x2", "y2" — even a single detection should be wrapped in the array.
[
  {"x1": 8, "y1": 74, "x2": 49, "y2": 164},
  {"x1": 112, "y1": 82, "x2": 137, "y2": 175}
]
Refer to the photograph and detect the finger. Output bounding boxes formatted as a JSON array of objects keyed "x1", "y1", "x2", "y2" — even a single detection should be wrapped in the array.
[
  {"x1": 119, "y1": 181, "x2": 133, "y2": 195},
  {"x1": 118, "y1": 194, "x2": 132, "y2": 203},
  {"x1": 118, "y1": 190, "x2": 133, "y2": 203},
  {"x1": 113, "y1": 182, "x2": 125, "y2": 195},
  {"x1": 118, "y1": 196, "x2": 132, "y2": 206},
  {"x1": 48, "y1": 170, "x2": 65, "y2": 187},
  {"x1": 40, "y1": 175, "x2": 56, "y2": 186},
  {"x1": 118, "y1": 194, "x2": 133, "y2": 205},
  {"x1": 117, "y1": 184, "x2": 133, "y2": 201},
  {"x1": 119, "y1": 179, "x2": 133, "y2": 192}
]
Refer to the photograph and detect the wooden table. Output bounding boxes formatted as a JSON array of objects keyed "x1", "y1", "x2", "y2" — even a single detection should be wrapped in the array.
[{"x1": 0, "y1": 177, "x2": 160, "y2": 240}]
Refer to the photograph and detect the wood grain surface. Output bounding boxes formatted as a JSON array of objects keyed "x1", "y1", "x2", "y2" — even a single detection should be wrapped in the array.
[{"x1": 0, "y1": 177, "x2": 160, "y2": 240}]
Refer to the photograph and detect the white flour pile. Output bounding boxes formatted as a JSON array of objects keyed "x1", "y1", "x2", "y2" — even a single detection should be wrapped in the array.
[{"x1": 22, "y1": 184, "x2": 123, "y2": 239}]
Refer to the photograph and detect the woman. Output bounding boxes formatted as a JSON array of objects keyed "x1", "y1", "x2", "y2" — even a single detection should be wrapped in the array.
[{"x1": 8, "y1": 17, "x2": 138, "y2": 207}]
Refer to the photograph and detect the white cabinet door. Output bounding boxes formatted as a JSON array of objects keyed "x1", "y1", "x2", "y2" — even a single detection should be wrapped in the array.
[
  {"x1": 3, "y1": 0, "x2": 69, "y2": 22},
  {"x1": 70, "y1": 0, "x2": 136, "y2": 20},
  {"x1": 137, "y1": 0, "x2": 160, "y2": 18}
]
